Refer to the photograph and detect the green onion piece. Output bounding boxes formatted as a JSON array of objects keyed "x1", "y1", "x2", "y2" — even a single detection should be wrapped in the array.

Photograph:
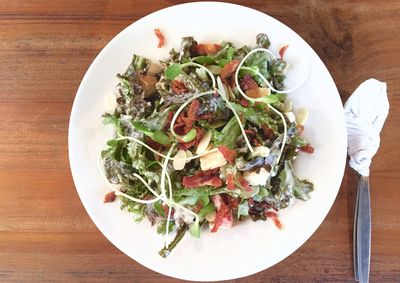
[
  {"x1": 189, "y1": 218, "x2": 200, "y2": 238},
  {"x1": 152, "y1": 130, "x2": 172, "y2": 146},
  {"x1": 165, "y1": 63, "x2": 182, "y2": 80},
  {"x1": 227, "y1": 47, "x2": 235, "y2": 60},
  {"x1": 131, "y1": 121, "x2": 171, "y2": 146},
  {"x1": 257, "y1": 93, "x2": 286, "y2": 104},
  {"x1": 198, "y1": 203, "x2": 215, "y2": 218},
  {"x1": 179, "y1": 128, "x2": 197, "y2": 143},
  {"x1": 218, "y1": 58, "x2": 230, "y2": 67},
  {"x1": 159, "y1": 224, "x2": 188, "y2": 258},
  {"x1": 192, "y1": 56, "x2": 215, "y2": 65}
]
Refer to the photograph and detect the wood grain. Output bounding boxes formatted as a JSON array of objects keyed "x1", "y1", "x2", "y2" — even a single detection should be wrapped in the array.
[{"x1": 0, "y1": 0, "x2": 399, "y2": 282}]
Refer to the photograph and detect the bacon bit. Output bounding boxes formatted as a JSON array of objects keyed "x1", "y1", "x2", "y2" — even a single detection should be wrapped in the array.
[
  {"x1": 198, "y1": 113, "x2": 213, "y2": 120},
  {"x1": 248, "y1": 197, "x2": 254, "y2": 206},
  {"x1": 261, "y1": 124, "x2": 275, "y2": 140},
  {"x1": 164, "y1": 111, "x2": 174, "y2": 131},
  {"x1": 183, "y1": 99, "x2": 200, "y2": 126},
  {"x1": 161, "y1": 204, "x2": 174, "y2": 217},
  {"x1": 300, "y1": 144, "x2": 315, "y2": 154},
  {"x1": 226, "y1": 173, "x2": 235, "y2": 190},
  {"x1": 142, "y1": 194, "x2": 154, "y2": 200},
  {"x1": 265, "y1": 211, "x2": 282, "y2": 229},
  {"x1": 103, "y1": 191, "x2": 116, "y2": 203},
  {"x1": 297, "y1": 125, "x2": 305, "y2": 133},
  {"x1": 193, "y1": 201, "x2": 203, "y2": 213},
  {"x1": 240, "y1": 74, "x2": 258, "y2": 91},
  {"x1": 195, "y1": 43, "x2": 222, "y2": 55},
  {"x1": 273, "y1": 218, "x2": 282, "y2": 229},
  {"x1": 146, "y1": 137, "x2": 164, "y2": 151},
  {"x1": 279, "y1": 45, "x2": 289, "y2": 59},
  {"x1": 237, "y1": 176, "x2": 252, "y2": 192},
  {"x1": 227, "y1": 195, "x2": 239, "y2": 210},
  {"x1": 178, "y1": 128, "x2": 204, "y2": 150},
  {"x1": 171, "y1": 80, "x2": 188, "y2": 95},
  {"x1": 220, "y1": 59, "x2": 240, "y2": 88},
  {"x1": 217, "y1": 145, "x2": 236, "y2": 164},
  {"x1": 182, "y1": 169, "x2": 223, "y2": 188},
  {"x1": 265, "y1": 211, "x2": 278, "y2": 218},
  {"x1": 154, "y1": 28, "x2": 165, "y2": 48},
  {"x1": 239, "y1": 99, "x2": 249, "y2": 107},
  {"x1": 211, "y1": 199, "x2": 230, "y2": 233},
  {"x1": 244, "y1": 129, "x2": 256, "y2": 137},
  {"x1": 161, "y1": 204, "x2": 169, "y2": 215},
  {"x1": 173, "y1": 99, "x2": 201, "y2": 137},
  {"x1": 252, "y1": 138, "x2": 261, "y2": 146}
]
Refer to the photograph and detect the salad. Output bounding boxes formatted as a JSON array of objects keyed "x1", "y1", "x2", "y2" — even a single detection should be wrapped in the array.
[{"x1": 100, "y1": 32, "x2": 314, "y2": 258}]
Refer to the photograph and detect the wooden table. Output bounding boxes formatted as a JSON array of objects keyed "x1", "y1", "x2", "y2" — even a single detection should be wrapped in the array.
[{"x1": 1, "y1": 1, "x2": 399, "y2": 282}]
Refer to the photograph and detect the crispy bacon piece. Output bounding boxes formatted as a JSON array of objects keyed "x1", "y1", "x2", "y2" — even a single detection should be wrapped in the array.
[
  {"x1": 265, "y1": 211, "x2": 277, "y2": 218},
  {"x1": 261, "y1": 124, "x2": 275, "y2": 140},
  {"x1": 237, "y1": 176, "x2": 252, "y2": 192},
  {"x1": 195, "y1": 43, "x2": 222, "y2": 55},
  {"x1": 226, "y1": 173, "x2": 235, "y2": 190},
  {"x1": 265, "y1": 211, "x2": 282, "y2": 229},
  {"x1": 300, "y1": 144, "x2": 315, "y2": 154},
  {"x1": 244, "y1": 129, "x2": 256, "y2": 137},
  {"x1": 193, "y1": 201, "x2": 204, "y2": 213},
  {"x1": 103, "y1": 191, "x2": 116, "y2": 203},
  {"x1": 279, "y1": 44, "x2": 289, "y2": 59},
  {"x1": 210, "y1": 195, "x2": 232, "y2": 233},
  {"x1": 145, "y1": 137, "x2": 164, "y2": 152},
  {"x1": 220, "y1": 59, "x2": 240, "y2": 88},
  {"x1": 198, "y1": 113, "x2": 213, "y2": 120},
  {"x1": 239, "y1": 99, "x2": 249, "y2": 107},
  {"x1": 252, "y1": 138, "x2": 261, "y2": 146},
  {"x1": 163, "y1": 111, "x2": 174, "y2": 131},
  {"x1": 181, "y1": 99, "x2": 200, "y2": 128},
  {"x1": 174, "y1": 99, "x2": 201, "y2": 137},
  {"x1": 226, "y1": 195, "x2": 239, "y2": 210},
  {"x1": 171, "y1": 80, "x2": 188, "y2": 95},
  {"x1": 154, "y1": 28, "x2": 165, "y2": 48},
  {"x1": 240, "y1": 74, "x2": 258, "y2": 91},
  {"x1": 161, "y1": 204, "x2": 174, "y2": 217},
  {"x1": 217, "y1": 145, "x2": 236, "y2": 164},
  {"x1": 182, "y1": 169, "x2": 223, "y2": 188}
]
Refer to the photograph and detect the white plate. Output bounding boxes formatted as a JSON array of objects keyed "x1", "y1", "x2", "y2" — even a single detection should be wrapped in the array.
[{"x1": 69, "y1": 2, "x2": 347, "y2": 281}]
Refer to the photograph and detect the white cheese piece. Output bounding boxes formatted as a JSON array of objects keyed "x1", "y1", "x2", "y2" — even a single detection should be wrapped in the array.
[
  {"x1": 185, "y1": 150, "x2": 193, "y2": 163},
  {"x1": 285, "y1": 111, "x2": 296, "y2": 123},
  {"x1": 243, "y1": 167, "x2": 270, "y2": 186},
  {"x1": 196, "y1": 130, "x2": 212, "y2": 154},
  {"x1": 172, "y1": 150, "x2": 187, "y2": 170},
  {"x1": 296, "y1": 108, "x2": 309, "y2": 125},
  {"x1": 251, "y1": 146, "x2": 270, "y2": 158},
  {"x1": 200, "y1": 149, "x2": 227, "y2": 171}
]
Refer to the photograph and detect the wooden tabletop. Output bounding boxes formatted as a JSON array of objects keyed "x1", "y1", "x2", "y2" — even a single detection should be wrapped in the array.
[{"x1": 1, "y1": 1, "x2": 399, "y2": 282}]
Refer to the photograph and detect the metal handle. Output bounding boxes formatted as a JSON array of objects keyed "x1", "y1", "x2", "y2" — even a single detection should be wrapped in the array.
[{"x1": 354, "y1": 175, "x2": 371, "y2": 283}]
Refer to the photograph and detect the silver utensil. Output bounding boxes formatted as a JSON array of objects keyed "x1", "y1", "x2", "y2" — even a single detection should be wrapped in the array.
[{"x1": 354, "y1": 174, "x2": 371, "y2": 282}]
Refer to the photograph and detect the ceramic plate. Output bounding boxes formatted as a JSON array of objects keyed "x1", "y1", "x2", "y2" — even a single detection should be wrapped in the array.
[{"x1": 69, "y1": 2, "x2": 347, "y2": 281}]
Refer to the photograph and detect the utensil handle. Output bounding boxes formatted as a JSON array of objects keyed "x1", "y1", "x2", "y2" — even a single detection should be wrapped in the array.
[
  {"x1": 356, "y1": 175, "x2": 371, "y2": 283},
  {"x1": 353, "y1": 180, "x2": 360, "y2": 281}
]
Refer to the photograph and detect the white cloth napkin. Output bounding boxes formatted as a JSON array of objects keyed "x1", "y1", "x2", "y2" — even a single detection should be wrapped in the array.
[{"x1": 344, "y1": 79, "x2": 389, "y2": 176}]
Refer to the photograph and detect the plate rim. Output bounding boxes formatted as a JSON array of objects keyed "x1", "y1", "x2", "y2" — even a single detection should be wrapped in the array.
[{"x1": 68, "y1": 2, "x2": 347, "y2": 281}]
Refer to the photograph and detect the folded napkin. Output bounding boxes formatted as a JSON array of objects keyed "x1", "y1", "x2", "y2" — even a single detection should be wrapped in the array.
[{"x1": 344, "y1": 79, "x2": 389, "y2": 176}]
